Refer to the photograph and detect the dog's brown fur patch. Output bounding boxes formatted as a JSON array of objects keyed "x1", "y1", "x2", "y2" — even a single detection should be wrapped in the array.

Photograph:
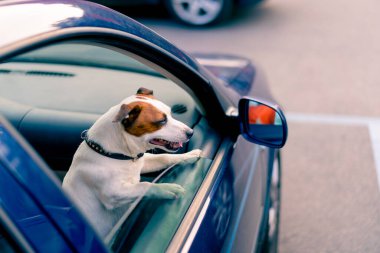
[{"x1": 121, "y1": 101, "x2": 166, "y2": 137}]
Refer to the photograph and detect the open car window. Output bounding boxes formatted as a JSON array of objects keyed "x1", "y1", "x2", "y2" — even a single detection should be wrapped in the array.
[{"x1": 0, "y1": 42, "x2": 221, "y2": 251}]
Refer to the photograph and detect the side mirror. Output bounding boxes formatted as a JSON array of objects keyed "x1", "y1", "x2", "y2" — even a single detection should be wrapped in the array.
[{"x1": 238, "y1": 97, "x2": 288, "y2": 148}]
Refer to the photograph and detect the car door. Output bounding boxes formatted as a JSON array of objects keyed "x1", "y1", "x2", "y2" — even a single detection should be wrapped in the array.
[{"x1": 223, "y1": 138, "x2": 269, "y2": 252}]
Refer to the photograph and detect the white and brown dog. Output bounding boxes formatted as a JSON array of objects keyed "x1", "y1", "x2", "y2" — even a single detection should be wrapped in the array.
[{"x1": 62, "y1": 87, "x2": 202, "y2": 236}]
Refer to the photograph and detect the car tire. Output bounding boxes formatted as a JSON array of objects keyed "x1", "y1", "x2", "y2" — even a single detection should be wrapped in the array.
[
  {"x1": 164, "y1": 0, "x2": 233, "y2": 26},
  {"x1": 262, "y1": 154, "x2": 281, "y2": 253}
]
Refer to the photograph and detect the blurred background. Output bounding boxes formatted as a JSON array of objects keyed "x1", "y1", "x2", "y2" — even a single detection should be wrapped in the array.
[{"x1": 102, "y1": 0, "x2": 380, "y2": 252}]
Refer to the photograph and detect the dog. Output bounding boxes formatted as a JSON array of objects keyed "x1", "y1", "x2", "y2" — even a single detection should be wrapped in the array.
[{"x1": 62, "y1": 87, "x2": 202, "y2": 236}]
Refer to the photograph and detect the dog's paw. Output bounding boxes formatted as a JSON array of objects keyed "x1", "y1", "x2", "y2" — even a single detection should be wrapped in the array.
[
  {"x1": 182, "y1": 149, "x2": 203, "y2": 165},
  {"x1": 151, "y1": 183, "x2": 185, "y2": 199}
]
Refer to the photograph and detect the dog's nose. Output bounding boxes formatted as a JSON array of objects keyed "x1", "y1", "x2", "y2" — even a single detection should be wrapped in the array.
[{"x1": 186, "y1": 129, "x2": 194, "y2": 139}]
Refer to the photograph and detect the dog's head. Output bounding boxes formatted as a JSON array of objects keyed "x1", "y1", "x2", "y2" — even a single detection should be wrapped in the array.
[{"x1": 113, "y1": 87, "x2": 193, "y2": 153}]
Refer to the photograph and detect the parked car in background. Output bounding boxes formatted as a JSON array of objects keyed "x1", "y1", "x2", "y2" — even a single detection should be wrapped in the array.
[
  {"x1": 0, "y1": 0, "x2": 287, "y2": 252},
  {"x1": 90, "y1": 0, "x2": 265, "y2": 26}
]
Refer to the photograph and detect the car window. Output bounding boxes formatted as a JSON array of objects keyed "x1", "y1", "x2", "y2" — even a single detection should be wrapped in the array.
[
  {"x1": 107, "y1": 158, "x2": 212, "y2": 252},
  {"x1": 0, "y1": 42, "x2": 219, "y2": 251}
]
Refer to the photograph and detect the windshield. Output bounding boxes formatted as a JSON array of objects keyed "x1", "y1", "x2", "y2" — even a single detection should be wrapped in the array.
[{"x1": 9, "y1": 43, "x2": 163, "y2": 77}]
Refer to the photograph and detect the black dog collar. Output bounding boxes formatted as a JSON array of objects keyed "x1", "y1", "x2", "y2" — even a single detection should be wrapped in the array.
[{"x1": 81, "y1": 130, "x2": 144, "y2": 161}]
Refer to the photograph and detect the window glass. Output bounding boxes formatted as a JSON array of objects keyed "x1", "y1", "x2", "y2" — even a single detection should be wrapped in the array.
[{"x1": 108, "y1": 158, "x2": 212, "y2": 252}]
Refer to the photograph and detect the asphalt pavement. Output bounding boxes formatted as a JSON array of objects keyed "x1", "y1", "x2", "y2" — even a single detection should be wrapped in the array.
[{"x1": 131, "y1": 0, "x2": 380, "y2": 252}]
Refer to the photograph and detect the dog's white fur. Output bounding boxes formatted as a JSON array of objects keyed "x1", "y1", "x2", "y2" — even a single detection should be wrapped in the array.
[{"x1": 62, "y1": 94, "x2": 201, "y2": 236}]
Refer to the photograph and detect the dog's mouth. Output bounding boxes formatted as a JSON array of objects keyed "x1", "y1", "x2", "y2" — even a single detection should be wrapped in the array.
[{"x1": 149, "y1": 138, "x2": 184, "y2": 152}]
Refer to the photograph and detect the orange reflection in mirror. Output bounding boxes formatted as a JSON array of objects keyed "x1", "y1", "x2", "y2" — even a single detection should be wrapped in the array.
[{"x1": 248, "y1": 105, "x2": 276, "y2": 125}]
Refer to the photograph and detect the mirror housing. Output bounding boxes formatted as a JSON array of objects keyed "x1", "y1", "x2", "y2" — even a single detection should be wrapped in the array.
[{"x1": 238, "y1": 97, "x2": 288, "y2": 148}]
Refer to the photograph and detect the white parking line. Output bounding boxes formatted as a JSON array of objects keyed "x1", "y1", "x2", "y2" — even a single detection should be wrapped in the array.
[
  {"x1": 369, "y1": 123, "x2": 380, "y2": 192},
  {"x1": 286, "y1": 112, "x2": 380, "y2": 126},
  {"x1": 286, "y1": 112, "x2": 380, "y2": 192}
]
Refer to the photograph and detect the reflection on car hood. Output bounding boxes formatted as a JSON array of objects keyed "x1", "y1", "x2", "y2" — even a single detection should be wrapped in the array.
[{"x1": 193, "y1": 53, "x2": 255, "y2": 95}]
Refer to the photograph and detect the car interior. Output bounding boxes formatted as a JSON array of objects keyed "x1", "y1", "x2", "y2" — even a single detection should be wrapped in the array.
[{"x1": 0, "y1": 42, "x2": 223, "y2": 248}]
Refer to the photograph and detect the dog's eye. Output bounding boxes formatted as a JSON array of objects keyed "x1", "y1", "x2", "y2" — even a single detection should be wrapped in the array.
[{"x1": 156, "y1": 116, "x2": 167, "y2": 125}]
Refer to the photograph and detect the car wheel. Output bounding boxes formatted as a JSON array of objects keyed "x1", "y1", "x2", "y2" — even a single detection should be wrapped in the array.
[
  {"x1": 165, "y1": 0, "x2": 233, "y2": 26},
  {"x1": 262, "y1": 155, "x2": 281, "y2": 253}
]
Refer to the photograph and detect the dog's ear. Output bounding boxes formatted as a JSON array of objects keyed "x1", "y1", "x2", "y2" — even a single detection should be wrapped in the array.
[
  {"x1": 113, "y1": 104, "x2": 142, "y2": 123},
  {"x1": 136, "y1": 87, "x2": 154, "y2": 96}
]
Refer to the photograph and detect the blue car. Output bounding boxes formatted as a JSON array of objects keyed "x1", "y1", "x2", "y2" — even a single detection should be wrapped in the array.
[{"x1": 0, "y1": 0, "x2": 287, "y2": 252}]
